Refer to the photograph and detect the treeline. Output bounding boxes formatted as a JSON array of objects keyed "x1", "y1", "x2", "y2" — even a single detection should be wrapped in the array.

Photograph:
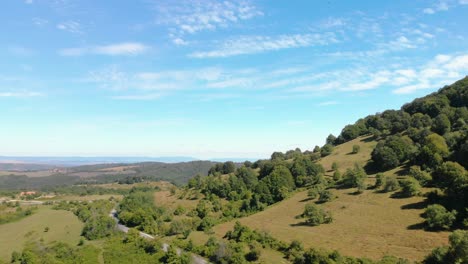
[
  {"x1": 0, "y1": 202, "x2": 37, "y2": 225},
  {"x1": 188, "y1": 152, "x2": 328, "y2": 220},
  {"x1": 53, "y1": 199, "x2": 116, "y2": 240},
  {"x1": 10, "y1": 231, "x2": 191, "y2": 264}
]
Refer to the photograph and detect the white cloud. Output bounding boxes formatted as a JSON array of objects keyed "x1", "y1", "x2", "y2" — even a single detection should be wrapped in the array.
[
  {"x1": 318, "y1": 101, "x2": 339, "y2": 106},
  {"x1": 157, "y1": 0, "x2": 262, "y2": 34},
  {"x1": 460, "y1": 0, "x2": 468, "y2": 4},
  {"x1": 111, "y1": 93, "x2": 162, "y2": 100},
  {"x1": 59, "y1": 42, "x2": 149, "y2": 56},
  {"x1": 423, "y1": 0, "x2": 454, "y2": 14},
  {"x1": 32, "y1": 17, "x2": 48, "y2": 26},
  {"x1": 0, "y1": 91, "x2": 42, "y2": 97},
  {"x1": 189, "y1": 33, "x2": 338, "y2": 58},
  {"x1": 57, "y1": 21, "x2": 82, "y2": 34},
  {"x1": 154, "y1": 0, "x2": 262, "y2": 45},
  {"x1": 94, "y1": 43, "x2": 149, "y2": 55},
  {"x1": 25, "y1": 0, "x2": 33, "y2": 4},
  {"x1": 423, "y1": 8, "x2": 435, "y2": 14}
]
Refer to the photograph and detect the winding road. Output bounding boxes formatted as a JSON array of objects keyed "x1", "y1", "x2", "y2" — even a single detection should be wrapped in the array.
[{"x1": 109, "y1": 209, "x2": 208, "y2": 264}]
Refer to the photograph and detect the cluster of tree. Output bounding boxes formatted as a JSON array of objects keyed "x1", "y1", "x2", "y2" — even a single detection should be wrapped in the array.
[
  {"x1": 208, "y1": 161, "x2": 237, "y2": 175},
  {"x1": 117, "y1": 189, "x2": 166, "y2": 234},
  {"x1": 423, "y1": 230, "x2": 467, "y2": 264},
  {"x1": 11, "y1": 230, "x2": 193, "y2": 264},
  {"x1": 188, "y1": 154, "x2": 328, "y2": 223},
  {"x1": 300, "y1": 203, "x2": 333, "y2": 226},
  {"x1": 11, "y1": 241, "x2": 100, "y2": 264},
  {"x1": 0, "y1": 203, "x2": 36, "y2": 225},
  {"x1": 53, "y1": 199, "x2": 116, "y2": 240}
]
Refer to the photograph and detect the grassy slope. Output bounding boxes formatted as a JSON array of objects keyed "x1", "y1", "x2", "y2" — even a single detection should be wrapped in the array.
[
  {"x1": 211, "y1": 136, "x2": 450, "y2": 261},
  {"x1": 0, "y1": 206, "x2": 83, "y2": 261}
]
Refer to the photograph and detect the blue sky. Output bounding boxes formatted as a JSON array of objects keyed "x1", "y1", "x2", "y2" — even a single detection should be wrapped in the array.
[{"x1": 1, "y1": 0, "x2": 467, "y2": 159}]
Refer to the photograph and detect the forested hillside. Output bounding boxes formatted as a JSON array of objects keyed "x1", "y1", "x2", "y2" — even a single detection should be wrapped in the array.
[{"x1": 178, "y1": 77, "x2": 467, "y2": 263}]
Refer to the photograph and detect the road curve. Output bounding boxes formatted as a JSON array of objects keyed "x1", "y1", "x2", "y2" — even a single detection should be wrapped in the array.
[{"x1": 109, "y1": 209, "x2": 208, "y2": 264}]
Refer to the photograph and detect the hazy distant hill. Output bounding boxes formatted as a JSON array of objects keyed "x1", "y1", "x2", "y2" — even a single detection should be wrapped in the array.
[
  {"x1": 0, "y1": 156, "x2": 198, "y2": 166},
  {"x1": 0, "y1": 160, "x2": 217, "y2": 189}
]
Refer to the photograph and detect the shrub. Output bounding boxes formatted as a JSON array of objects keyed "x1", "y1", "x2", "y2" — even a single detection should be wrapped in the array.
[
  {"x1": 318, "y1": 190, "x2": 334, "y2": 203},
  {"x1": 400, "y1": 177, "x2": 421, "y2": 197},
  {"x1": 375, "y1": 173, "x2": 385, "y2": 189},
  {"x1": 423, "y1": 230, "x2": 468, "y2": 263},
  {"x1": 333, "y1": 170, "x2": 342, "y2": 182},
  {"x1": 383, "y1": 176, "x2": 400, "y2": 192},
  {"x1": 409, "y1": 166, "x2": 432, "y2": 186},
  {"x1": 425, "y1": 204, "x2": 457, "y2": 230},
  {"x1": 302, "y1": 203, "x2": 332, "y2": 226},
  {"x1": 331, "y1": 162, "x2": 338, "y2": 171},
  {"x1": 352, "y1": 145, "x2": 360, "y2": 154}
]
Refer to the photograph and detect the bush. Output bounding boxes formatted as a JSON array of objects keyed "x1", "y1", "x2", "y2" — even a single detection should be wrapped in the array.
[
  {"x1": 423, "y1": 230, "x2": 468, "y2": 263},
  {"x1": 302, "y1": 203, "x2": 333, "y2": 226},
  {"x1": 352, "y1": 145, "x2": 360, "y2": 154},
  {"x1": 424, "y1": 204, "x2": 457, "y2": 230},
  {"x1": 320, "y1": 144, "x2": 334, "y2": 157},
  {"x1": 318, "y1": 190, "x2": 334, "y2": 203},
  {"x1": 400, "y1": 177, "x2": 421, "y2": 197},
  {"x1": 332, "y1": 170, "x2": 342, "y2": 182},
  {"x1": 375, "y1": 173, "x2": 385, "y2": 189},
  {"x1": 409, "y1": 166, "x2": 432, "y2": 186},
  {"x1": 383, "y1": 176, "x2": 400, "y2": 192}
]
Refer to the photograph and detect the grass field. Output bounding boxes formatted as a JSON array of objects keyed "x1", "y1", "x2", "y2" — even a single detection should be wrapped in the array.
[
  {"x1": 212, "y1": 186, "x2": 449, "y2": 261},
  {"x1": 154, "y1": 190, "x2": 199, "y2": 211},
  {"x1": 209, "y1": 136, "x2": 449, "y2": 261},
  {"x1": 0, "y1": 206, "x2": 83, "y2": 261},
  {"x1": 319, "y1": 135, "x2": 377, "y2": 174}
]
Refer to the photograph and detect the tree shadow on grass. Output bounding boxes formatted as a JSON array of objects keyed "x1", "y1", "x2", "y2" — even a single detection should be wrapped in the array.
[
  {"x1": 299, "y1": 197, "x2": 314, "y2": 203},
  {"x1": 290, "y1": 222, "x2": 312, "y2": 227},
  {"x1": 407, "y1": 222, "x2": 426, "y2": 230},
  {"x1": 360, "y1": 136, "x2": 376, "y2": 143},
  {"x1": 401, "y1": 200, "x2": 428, "y2": 210}
]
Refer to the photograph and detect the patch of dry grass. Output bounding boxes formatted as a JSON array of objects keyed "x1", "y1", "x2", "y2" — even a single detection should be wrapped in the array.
[
  {"x1": 213, "y1": 188, "x2": 448, "y2": 261},
  {"x1": 0, "y1": 206, "x2": 83, "y2": 261}
]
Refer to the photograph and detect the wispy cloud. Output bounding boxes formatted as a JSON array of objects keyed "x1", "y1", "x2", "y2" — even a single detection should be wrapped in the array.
[
  {"x1": 189, "y1": 33, "x2": 338, "y2": 58},
  {"x1": 111, "y1": 93, "x2": 162, "y2": 100},
  {"x1": 0, "y1": 91, "x2": 42, "y2": 97},
  {"x1": 57, "y1": 20, "x2": 82, "y2": 34},
  {"x1": 153, "y1": 0, "x2": 263, "y2": 45},
  {"x1": 318, "y1": 101, "x2": 339, "y2": 106},
  {"x1": 32, "y1": 17, "x2": 48, "y2": 26},
  {"x1": 59, "y1": 42, "x2": 150, "y2": 56}
]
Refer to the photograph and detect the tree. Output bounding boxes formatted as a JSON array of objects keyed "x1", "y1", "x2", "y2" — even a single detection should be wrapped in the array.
[
  {"x1": 235, "y1": 166, "x2": 258, "y2": 187},
  {"x1": 400, "y1": 177, "x2": 421, "y2": 197},
  {"x1": 433, "y1": 161, "x2": 467, "y2": 193},
  {"x1": 320, "y1": 144, "x2": 334, "y2": 157},
  {"x1": 409, "y1": 166, "x2": 432, "y2": 186},
  {"x1": 263, "y1": 165, "x2": 295, "y2": 202},
  {"x1": 302, "y1": 203, "x2": 332, "y2": 226},
  {"x1": 333, "y1": 170, "x2": 342, "y2": 182},
  {"x1": 424, "y1": 204, "x2": 457, "y2": 230},
  {"x1": 424, "y1": 230, "x2": 468, "y2": 264},
  {"x1": 371, "y1": 145, "x2": 399, "y2": 170},
  {"x1": 326, "y1": 134, "x2": 337, "y2": 145},
  {"x1": 223, "y1": 161, "x2": 236, "y2": 174},
  {"x1": 342, "y1": 164, "x2": 367, "y2": 188},
  {"x1": 432, "y1": 114, "x2": 451, "y2": 135}
]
